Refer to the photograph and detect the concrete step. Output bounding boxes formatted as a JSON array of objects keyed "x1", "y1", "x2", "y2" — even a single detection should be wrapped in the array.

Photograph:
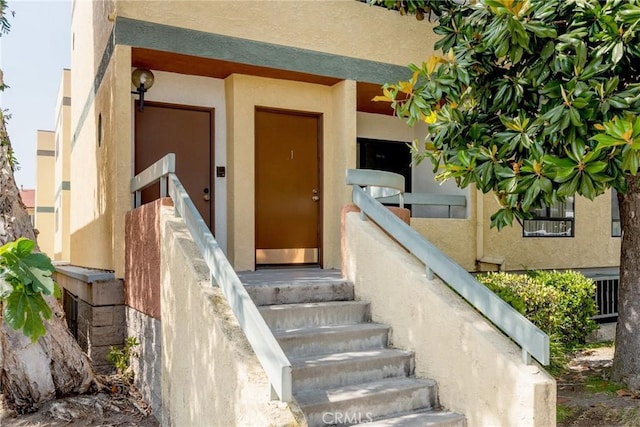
[
  {"x1": 245, "y1": 279, "x2": 354, "y2": 306},
  {"x1": 295, "y1": 377, "x2": 438, "y2": 427},
  {"x1": 367, "y1": 409, "x2": 466, "y2": 426},
  {"x1": 259, "y1": 301, "x2": 370, "y2": 331},
  {"x1": 275, "y1": 323, "x2": 390, "y2": 358},
  {"x1": 291, "y1": 349, "x2": 414, "y2": 393}
]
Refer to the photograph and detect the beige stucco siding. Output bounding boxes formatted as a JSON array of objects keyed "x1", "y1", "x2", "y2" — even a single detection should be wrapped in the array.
[
  {"x1": 114, "y1": 0, "x2": 437, "y2": 67},
  {"x1": 70, "y1": 44, "x2": 132, "y2": 273},
  {"x1": 482, "y1": 190, "x2": 620, "y2": 271}
]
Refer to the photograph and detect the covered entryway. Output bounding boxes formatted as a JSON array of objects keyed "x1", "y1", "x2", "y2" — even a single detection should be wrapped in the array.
[
  {"x1": 134, "y1": 102, "x2": 215, "y2": 230},
  {"x1": 255, "y1": 108, "x2": 322, "y2": 266}
]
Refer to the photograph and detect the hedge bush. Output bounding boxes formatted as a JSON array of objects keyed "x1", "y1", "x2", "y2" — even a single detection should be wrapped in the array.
[{"x1": 477, "y1": 270, "x2": 598, "y2": 349}]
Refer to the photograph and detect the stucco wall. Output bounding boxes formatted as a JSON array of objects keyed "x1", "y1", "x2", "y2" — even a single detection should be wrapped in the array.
[
  {"x1": 410, "y1": 202, "x2": 478, "y2": 271},
  {"x1": 158, "y1": 205, "x2": 302, "y2": 426},
  {"x1": 343, "y1": 212, "x2": 556, "y2": 427},
  {"x1": 482, "y1": 190, "x2": 620, "y2": 270},
  {"x1": 114, "y1": 0, "x2": 437, "y2": 68},
  {"x1": 72, "y1": 42, "x2": 134, "y2": 275},
  {"x1": 225, "y1": 74, "x2": 355, "y2": 270}
]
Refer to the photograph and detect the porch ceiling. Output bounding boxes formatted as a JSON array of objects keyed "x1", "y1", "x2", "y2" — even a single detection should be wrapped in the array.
[{"x1": 131, "y1": 48, "x2": 394, "y2": 116}]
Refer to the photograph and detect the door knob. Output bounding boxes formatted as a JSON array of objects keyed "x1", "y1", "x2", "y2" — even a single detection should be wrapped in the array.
[
  {"x1": 203, "y1": 188, "x2": 211, "y2": 201},
  {"x1": 312, "y1": 195, "x2": 320, "y2": 201}
]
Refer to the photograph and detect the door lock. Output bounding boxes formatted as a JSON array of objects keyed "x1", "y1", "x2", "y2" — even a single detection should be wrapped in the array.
[
  {"x1": 203, "y1": 188, "x2": 211, "y2": 201},
  {"x1": 312, "y1": 189, "x2": 319, "y2": 202}
]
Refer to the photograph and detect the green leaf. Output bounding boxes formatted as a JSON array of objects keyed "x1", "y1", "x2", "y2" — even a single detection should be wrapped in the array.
[
  {"x1": 585, "y1": 161, "x2": 608, "y2": 175},
  {"x1": 558, "y1": 173, "x2": 580, "y2": 197},
  {"x1": 3, "y1": 289, "x2": 51, "y2": 342},
  {"x1": 523, "y1": 22, "x2": 557, "y2": 39},
  {"x1": 0, "y1": 238, "x2": 34, "y2": 259},
  {"x1": 612, "y1": 42, "x2": 624, "y2": 64},
  {"x1": 579, "y1": 174, "x2": 596, "y2": 199}
]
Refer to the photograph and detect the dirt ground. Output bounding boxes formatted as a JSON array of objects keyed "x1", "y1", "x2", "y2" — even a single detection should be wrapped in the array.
[
  {"x1": 557, "y1": 346, "x2": 640, "y2": 427},
  {"x1": 0, "y1": 375, "x2": 159, "y2": 427}
]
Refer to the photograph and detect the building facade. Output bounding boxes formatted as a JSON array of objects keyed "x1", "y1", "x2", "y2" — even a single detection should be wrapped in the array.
[{"x1": 67, "y1": 0, "x2": 620, "y2": 276}]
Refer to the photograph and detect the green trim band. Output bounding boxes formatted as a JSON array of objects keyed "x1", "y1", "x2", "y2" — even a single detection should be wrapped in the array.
[
  {"x1": 37, "y1": 149, "x2": 55, "y2": 157},
  {"x1": 36, "y1": 206, "x2": 55, "y2": 213},
  {"x1": 115, "y1": 17, "x2": 411, "y2": 85},
  {"x1": 72, "y1": 17, "x2": 412, "y2": 152},
  {"x1": 71, "y1": 27, "x2": 115, "y2": 151}
]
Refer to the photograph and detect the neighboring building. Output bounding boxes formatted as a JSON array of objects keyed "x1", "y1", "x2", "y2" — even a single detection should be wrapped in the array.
[
  {"x1": 35, "y1": 130, "x2": 55, "y2": 257},
  {"x1": 53, "y1": 69, "x2": 72, "y2": 261},
  {"x1": 19, "y1": 188, "x2": 35, "y2": 225},
  {"x1": 35, "y1": 70, "x2": 72, "y2": 261}
]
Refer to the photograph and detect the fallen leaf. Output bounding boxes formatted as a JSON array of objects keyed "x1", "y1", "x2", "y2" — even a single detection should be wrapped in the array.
[{"x1": 616, "y1": 389, "x2": 634, "y2": 397}]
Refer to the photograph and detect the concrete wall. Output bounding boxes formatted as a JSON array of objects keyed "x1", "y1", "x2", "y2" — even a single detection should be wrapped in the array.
[
  {"x1": 35, "y1": 130, "x2": 55, "y2": 257},
  {"x1": 126, "y1": 306, "x2": 162, "y2": 421},
  {"x1": 343, "y1": 212, "x2": 556, "y2": 427},
  {"x1": 157, "y1": 204, "x2": 302, "y2": 426}
]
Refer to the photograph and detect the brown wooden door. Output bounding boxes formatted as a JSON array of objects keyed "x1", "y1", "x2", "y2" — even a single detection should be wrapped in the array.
[
  {"x1": 135, "y1": 102, "x2": 214, "y2": 230},
  {"x1": 255, "y1": 109, "x2": 321, "y2": 265}
]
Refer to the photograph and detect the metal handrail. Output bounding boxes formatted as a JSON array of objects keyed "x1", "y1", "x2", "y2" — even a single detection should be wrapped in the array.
[
  {"x1": 346, "y1": 169, "x2": 550, "y2": 366},
  {"x1": 131, "y1": 154, "x2": 292, "y2": 402}
]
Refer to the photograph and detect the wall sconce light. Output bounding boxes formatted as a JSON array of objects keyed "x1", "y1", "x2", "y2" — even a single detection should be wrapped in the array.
[{"x1": 131, "y1": 68, "x2": 155, "y2": 112}]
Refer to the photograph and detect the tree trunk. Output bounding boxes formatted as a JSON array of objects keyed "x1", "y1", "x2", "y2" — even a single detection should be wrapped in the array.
[
  {"x1": 0, "y1": 113, "x2": 96, "y2": 412},
  {"x1": 612, "y1": 174, "x2": 640, "y2": 392}
]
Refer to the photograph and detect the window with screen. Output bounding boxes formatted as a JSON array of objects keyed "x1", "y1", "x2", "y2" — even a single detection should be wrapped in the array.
[{"x1": 523, "y1": 198, "x2": 574, "y2": 237}]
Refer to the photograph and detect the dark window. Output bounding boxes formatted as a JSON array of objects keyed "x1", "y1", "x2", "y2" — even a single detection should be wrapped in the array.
[
  {"x1": 523, "y1": 198, "x2": 574, "y2": 237},
  {"x1": 63, "y1": 289, "x2": 78, "y2": 339},
  {"x1": 357, "y1": 138, "x2": 412, "y2": 193},
  {"x1": 612, "y1": 190, "x2": 621, "y2": 237}
]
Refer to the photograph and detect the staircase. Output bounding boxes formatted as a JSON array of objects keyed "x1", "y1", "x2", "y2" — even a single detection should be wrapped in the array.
[{"x1": 241, "y1": 269, "x2": 465, "y2": 427}]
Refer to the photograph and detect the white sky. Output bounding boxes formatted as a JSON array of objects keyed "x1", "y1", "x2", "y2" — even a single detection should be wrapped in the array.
[{"x1": 0, "y1": 0, "x2": 71, "y2": 189}]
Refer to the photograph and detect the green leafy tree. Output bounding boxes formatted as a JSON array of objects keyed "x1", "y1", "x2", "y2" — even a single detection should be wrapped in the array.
[{"x1": 373, "y1": 0, "x2": 640, "y2": 391}]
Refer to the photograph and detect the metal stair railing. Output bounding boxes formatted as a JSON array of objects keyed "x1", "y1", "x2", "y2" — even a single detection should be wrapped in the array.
[
  {"x1": 131, "y1": 153, "x2": 292, "y2": 402},
  {"x1": 346, "y1": 168, "x2": 550, "y2": 366}
]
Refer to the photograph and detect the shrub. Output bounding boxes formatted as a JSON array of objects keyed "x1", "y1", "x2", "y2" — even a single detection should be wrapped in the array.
[
  {"x1": 529, "y1": 270, "x2": 599, "y2": 348},
  {"x1": 478, "y1": 270, "x2": 598, "y2": 349}
]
